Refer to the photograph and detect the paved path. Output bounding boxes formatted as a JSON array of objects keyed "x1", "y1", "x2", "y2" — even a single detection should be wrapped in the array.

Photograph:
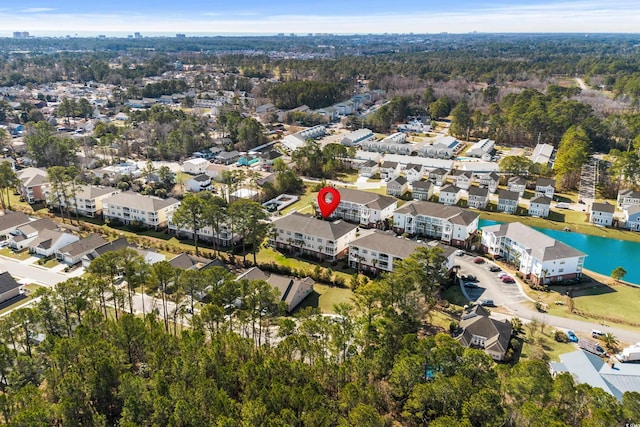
[
  {"x1": 0, "y1": 255, "x2": 69, "y2": 286},
  {"x1": 456, "y1": 254, "x2": 640, "y2": 344}
]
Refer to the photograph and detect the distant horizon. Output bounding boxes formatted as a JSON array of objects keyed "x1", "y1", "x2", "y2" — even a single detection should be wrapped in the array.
[{"x1": 1, "y1": 1, "x2": 640, "y2": 34}]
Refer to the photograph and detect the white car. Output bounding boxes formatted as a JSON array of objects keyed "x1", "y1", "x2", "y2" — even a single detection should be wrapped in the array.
[
  {"x1": 455, "y1": 249, "x2": 464, "y2": 256},
  {"x1": 498, "y1": 272, "x2": 509, "y2": 278}
]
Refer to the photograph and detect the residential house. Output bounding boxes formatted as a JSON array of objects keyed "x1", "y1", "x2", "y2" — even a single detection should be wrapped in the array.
[
  {"x1": 466, "y1": 138, "x2": 495, "y2": 158},
  {"x1": 497, "y1": 190, "x2": 519, "y2": 214},
  {"x1": 439, "y1": 184, "x2": 463, "y2": 205},
  {"x1": 622, "y1": 205, "x2": 640, "y2": 231},
  {"x1": 380, "y1": 161, "x2": 401, "y2": 180},
  {"x1": 467, "y1": 186, "x2": 489, "y2": 209},
  {"x1": 531, "y1": 143, "x2": 555, "y2": 165},
  {"x1": 0, "y1": 211, "x2": 31, "y2": 240},
  {"x1": 617, "y1": 189, "x2": 640, "y2": 210},
  {"x1": 549, "y1": 350, "x2": 640, "y2": 402},
  {"x1": 27, "y1": 229, "x2": 79, "y2": 257},
  {"x1": 16, "y1": 167, "x2": 49, "y2": 203},
  {"x1": 0, "y1": 272, "x2": 21, "y2": 304},
  {"x1": 393, "y1": 201, "x2": 480, "y2": 248},
  {"x1": 236, "y1": 266, "x2": 314, "y2": 312},
  {"x1": 102, "y1": 191, "x2": 180, "y2": 229},
  {"x1": 411, "y1": 180, "x2": 434, "y2": 201},
  {"x1": 46, "y1": 185, "x2": 121, "y2": 218},
  {"x1": 81, "y1": 237, "x2": 129, "y2": 267},
  {"x1": 456, "y1": 305, "x2": 512, "y2": 361},
  {"x1": 215, "y1": 150, "x2": 241, "y2": 165},
  {"x1": 590, "y1": 201, "x2": 614, "y2": 227},
  {"x1": 404, "y1": 163, "x2": 424, "y2": 184},
  {"x1": 386, "y1": 176, "x2": 409, "y2": 197},
  {"x1": 529, "y1": 195, "x2": 552, "y2": 218},
  {"x1": 193, "y1": 146, "x2": 223, "y2": 160},
  {"x1": 331, "y1": 188, "x2": 398, "y2": 228},
  {"x1": 205, "y1": 163, "x2": 229, "y2": 181},
  {"x1": 507, "y1": 176, "x2": 527, "y2": 197},
  {"x1": 348, "y1": 230, "x2": 456, "y2": 274},
  {"x1": 270, "y1": 212, "x2": 359, "y2": 261},
  {"x1": 8, "y1": 218, "x2": 58, "y2": 250},
  {"x1": 358, "y1": 160, "x2": 379, "y2": 178},
  {"x1": 481, "y1": 222, "x2": 586, "y2": 285},
  {"x1": 361, "y1": 133, "x2": 411, "y2": 155},
  {"x1": 340, "y1": 128, "x2": 375, "y2": 147},
  {"x1": 56, "y1": 234, "x2": 107, "y2": 265},
  {"x1": 259, "y1": 150, "x2": 282, "y2": 171},
  {"x1": 451, "y1": 170, "x2": 473, "y2": 190},
  {"x1": 428, "y1": 168, "x2": 450, "y2": 186},
  {"x1": 535, "y1": 177, "x2": 556, "y2": 199},
  {"x1": 478, "y1": 171, "x2": 500, "y2": 193},
  {"x1": 280, "y1": 125, "x2": 326, "y2": 152},
  {"x1": 419, "y1": 136, "x2": 462, "y2": 159},
  {"x1": 168, "y1": 253, "x2": 227, "y2": 271},
  {"x1": 182, "y1": 158, "x2": 209, "y2": 175},
  {"x1": 185, "y1": 174, "x2": 212, "y2": 193}
]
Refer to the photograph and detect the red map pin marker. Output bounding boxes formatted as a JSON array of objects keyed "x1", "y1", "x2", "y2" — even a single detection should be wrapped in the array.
[{"x1": 317, "y1": 187, "x2": 340, "y2": 218}]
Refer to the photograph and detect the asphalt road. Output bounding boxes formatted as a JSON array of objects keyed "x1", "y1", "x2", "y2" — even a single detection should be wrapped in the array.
[
  {"x1": 0, "y1": 255, "x2": 71, "y2": 286},
  {"x1": 456, "y1": 254, "x2": 640, "y2": 344}
]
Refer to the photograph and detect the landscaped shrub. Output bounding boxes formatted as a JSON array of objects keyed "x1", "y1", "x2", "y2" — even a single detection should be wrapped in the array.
[{"x1": 554, "y1": 330, "x2": 569, "y2": 343}]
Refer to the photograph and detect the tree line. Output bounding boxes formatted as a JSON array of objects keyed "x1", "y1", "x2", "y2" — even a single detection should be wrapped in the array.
[{"x1": 0, "y1": 245, "x2": 638, "y2": 426}]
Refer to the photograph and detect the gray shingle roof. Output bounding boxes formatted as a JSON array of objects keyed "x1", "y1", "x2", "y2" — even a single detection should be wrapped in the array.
[
  {"x1": 498, "y1": 189, "x2": 520, "y2": 201},
  {"x1": 103, "y1": 191, "x2": 179, "y2": 212},
  {"x1": 0, "y1": 272, "x2": 20, "y2": 294},
  {"x1": 395, "y1": 200, "x2": 479, "y2": 226},
  {"x1": 530, "y1": 195, "x2": 551, "y2": 205},
  {"x1": 273, "y1": 212, "x2": 358, "y2": 240},
  {"x1": 592, "y1": 201, "x2": 615, "y2": 213},
  {"x1": 468, "y1": 186, "x2": 489, "y2": 197},
  {"x1": 0, "y1": 211, "x2": 31, "y2": 232},
  {"x1": 338, "y1": 188, "x2": 397, "y2": 211},
  {"x1": 57, "y1": 234, "x2": 106, "y2": 258},
  {"x1": 412, "y1": 180, "x2": 433, "y2": 190}
]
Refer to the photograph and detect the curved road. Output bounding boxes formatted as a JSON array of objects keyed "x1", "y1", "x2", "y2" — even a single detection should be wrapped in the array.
[{"x1": 456, "y1": 254, "x2": 640, "y2": 344}]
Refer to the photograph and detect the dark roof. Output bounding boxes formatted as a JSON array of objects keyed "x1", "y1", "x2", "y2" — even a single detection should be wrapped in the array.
[
  {"x1": 216, "y1": 150, "x2": 240, "y2": 160},
  {"x1": 338, "y1": 188, "x2": 397, "y2": 211},
  {"x1": 396, "y1": 201, "x2": 479, "y2": 226},
  {"x1": 457, "y1": 308, "x2": 512, "y2": 356},
  {"x1": 0, "y1": 211, "x2": 31, "y2": 232},
  {"x1": 412, "y1": 180, "x2": 433, "y2": 190},
  {"x1": 17, "y1": 217, "x2": 58, "y2": 235},
  {"x1": 191, "y1": 174, "x2": 210, "y2": 182},
  {"x1": 430, "y1": 168, "x2": 448, "y2": 176},
  {"x1": 0, "y1": 272, "x2": 20, "y2": 294},
  {"x1": 498, "y1": 189, "x2": 520, "y2": 201},
  {"x1": 440, "y1": 184, "x2": 461, "y2": 194},
  {"x1": 169, "y1": 253, "x2": 227, "y2": 271},
  {"x1": 536, "y1": 177, "x2": 556, "y2": 187},
  {"x1": 58, "y1": 234, "x2": 107, "y2": 258},
  {"x1": 362, "y1": 160, "x2": 378, "y2": 167},
  {"x1": 381, "y1": 161, "x2": 398, "y2": 169},
  {"x1": 592, "y1": 201, "x2": 615, "y2": 213},
  {"x1": 530, "y1": 195, "x2": 552, "y2": 205},
  {"x1": 93, "y1": 237, "x2": 129, "y2": 257},
  {"x1": 389, "y1": 176, "x2": 407, "y2": 185},
  {"x1": 468, "y1": 186, "x2": 489, "y2": 197},
  {"x1": 350, "y1": 230, "x2": 455, "y2": 260},
  {"x1": 273, "y1": 212, "x2": 358, "y2": 240},
  {"x1": 508, "y1": 176, "x2": 527, "y2": 186},
  {"x1": 405, "y1": 163, "x2": 422, "y2": 172}
]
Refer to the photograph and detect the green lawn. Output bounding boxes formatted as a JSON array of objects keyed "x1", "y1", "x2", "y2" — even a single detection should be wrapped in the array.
[
  {"x1": 336, "y1": 172, "x2": 359, "y2": 183},
  {"x1": 281, "y1": 190, "x2": 317, "y2": 215},
  {"x1": 295, "y1": 283, "x2": 354, "y2": 314},
  {"x1": 43, "y1": 258, "x2": 60, "y2": 268},
  {"x1": 521, "y1": 338, "x2": 577, "y2": 362},
  {"x1": 0, "y1": 247, "x2": 33, "y2": 261}
]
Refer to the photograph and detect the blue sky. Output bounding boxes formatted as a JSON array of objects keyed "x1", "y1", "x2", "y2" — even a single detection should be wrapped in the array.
[{"x1": 2, "y1": 1, "x2": 639, "y2": 35}]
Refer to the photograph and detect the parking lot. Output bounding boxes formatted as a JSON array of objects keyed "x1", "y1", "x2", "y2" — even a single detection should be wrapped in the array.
[{"x1": 455, "y1": 254, "x2": 529, "y2": 308}]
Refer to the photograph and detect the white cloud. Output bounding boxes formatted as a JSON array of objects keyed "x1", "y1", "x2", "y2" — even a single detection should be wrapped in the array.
[{"x1": 20, "y1": 7, "x2": 55, "y2": 13}]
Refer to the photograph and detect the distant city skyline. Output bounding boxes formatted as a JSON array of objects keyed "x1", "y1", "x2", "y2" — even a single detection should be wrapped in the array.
[{"x1": 1, "y1": 0, "x2": 639, "y2": 35}]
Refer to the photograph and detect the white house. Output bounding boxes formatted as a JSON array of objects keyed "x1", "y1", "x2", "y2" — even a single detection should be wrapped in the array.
[
  {"x1": 481, "y1": 222, "x2": 586, "y2": 285},
  {"x1": 393, "y1": 201, "x2": 479, "y2": 248},
  {"x1": 478, "y1": 172, "x2": 499, "y2": 193},
  {"x1": 452, "y1": 170, "x2": 474, "y2": 190},
  {"x1": 535, "y1": 177, "x2": 556, "y2": 199},
  {"x1": 46, "y1": 185, "x2": 121, "y2": 218},
  {"x1": 281, "y1": 125, "x2": 326, "y2": 152},
  {"x1": 56, "y1": 233, "x2": 107, "y2": 265},
  {"x1": 340, "y1": 128, "x2": 375, "y2": 147},
  {"x1": 380, "y1": 161, "x2": 401, "y2": 180},
  {"x1": 331, "y1": 188, "x2": 398, "y2": 228},
  {"x1": 497, "y1": 190, "x2": 519, "y2": 214},
  {"x1": 27, "y1": 229, "x2": 79, "y2": 257},
  {"x1": 0, "y1": 211, "x2": 31, "y2": 240},
  {"x1": 507, "y1": 176, "x2": 527, "y2": 197},
  {"x1": 102, "y1": 191, "x2": 180, "y2": 229},
  {"x1": 590, "y1": 201, "x2": 614, "y2": 227},
  {"x1": 182, "y1": 158, "x2": 209, "y2": 175},
  {"x1": 439, "y1": 184, "x2": 463, "y2": 205},
  {"x1": 529, "y1": 195, "x2": 551, "y2": 218},
  {"x1": 0, "y1": 272, "x2": 21, "y2": 305},
  {"x1": 16, "y1": 167, "x2": 49, "y2": 204},
  {"x1": 404, "y1": 163, "x2": 425, "y2": 183},
  {"x1": 270, "y1": 212, "x2": 359, "y2": 261},
  {"x1": 418, "y1": 136, "x2": 462, "y2": 159},
  {"x1": 531, "y1": 143, "x2": 555, "y2": 165},
  {"x1": 467, "y1": 186, "x2": 489, "y2": 209},
  {"x1": 348, "y1": 230, "x2": 456, "y2": 274},
  {"x1": 617, "y1": 189, "x2": 640, "y2": 210},
  {"x1": 466, "y1": 138, "x2": 495, "y2": 158},
  {"x1": 8, "y1": 218, "x2": 58, "y2": 250},
  {"x1": 428, "y1": 168, "x2": 450, "y2": 186},
  {"x1": 185, "y1": 174, "x2": 213, "y2": 193},
  {"x1": 359, "y1": 160, "x2": 379, "y2": 178}
]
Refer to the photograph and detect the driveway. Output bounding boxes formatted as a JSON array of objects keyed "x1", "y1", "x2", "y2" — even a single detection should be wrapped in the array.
[{"x1": 456, "y1": 253, "x2": 640, "y2": 343}]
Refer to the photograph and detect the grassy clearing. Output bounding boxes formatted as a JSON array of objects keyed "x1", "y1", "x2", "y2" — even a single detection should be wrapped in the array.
[
  {"x1": 0, "y1": 248, "x2": 33, "y2": 261},
  {"x1": 281, "y1": 190, "x2": 317, "y2": 215},
  {"x1": 42, "y1": 258, "x2": 60, "y2": 268},
  {"x1": 521, "y1": 338, "x2": 577, "y2": 362},
  {"x1": 336, "y1": 172, "x2": 359, "y2": 183},
  {"x1": 314, "y1": 284, "x2": 354, "y2": 313}
]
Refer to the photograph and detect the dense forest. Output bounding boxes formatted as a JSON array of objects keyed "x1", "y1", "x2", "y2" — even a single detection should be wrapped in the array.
[{"x1": 0, "y1": 247, "x2": 639, "y2": 426}]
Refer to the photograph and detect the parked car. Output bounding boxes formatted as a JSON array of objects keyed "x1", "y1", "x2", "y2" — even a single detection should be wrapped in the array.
[
  {"x1": 488, "y1": 265, "x2": 501, "y2": 272},
  {"x1": 566, "y1": 330, "x2": 579, "y2": 343},
  {"x1": 455, "y1": 249, "x2": 465, "y2": 256},
  {"x1": 464, "y1": 282, "x2": 478, "y2": 289},
  {"x1": 498, "y1": 272, "x2": 509, "y2": 278},
  {"x1": 463, "y1": 274, "x2": 477, "y2": 282},
  {"x1": 501, "y1": 276, "x2": 515, "y2": 283},
  {"x1": 591, "y1": 329, "x2": 605, "y2": 338},
  {"x1": 473, "y1": 257, "x2": 485, "y2": 264},
  {"x1": 480, "y1": 298, "x2": 495, "y2": 306}
]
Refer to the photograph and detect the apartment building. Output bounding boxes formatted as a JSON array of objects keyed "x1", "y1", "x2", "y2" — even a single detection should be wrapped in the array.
[
  {"x1": 331, "y1": 188, "x2": 397, "y2": 229},
  {"x1": 102, "y1": 191, "x2": 180, "y2": 229}
]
